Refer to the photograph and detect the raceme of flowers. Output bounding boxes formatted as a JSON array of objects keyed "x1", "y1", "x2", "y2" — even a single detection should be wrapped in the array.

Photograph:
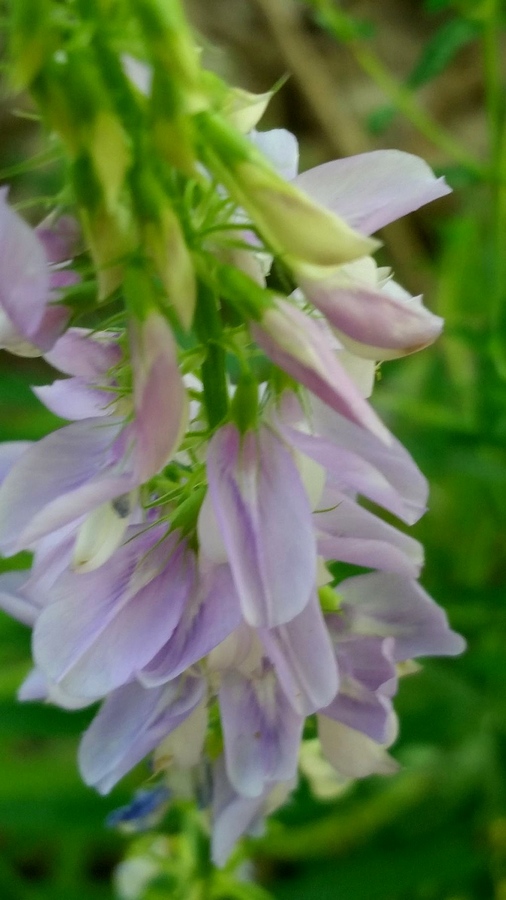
[{"x1": 0, "y1": 125, "x2": 464, "y2": 866}]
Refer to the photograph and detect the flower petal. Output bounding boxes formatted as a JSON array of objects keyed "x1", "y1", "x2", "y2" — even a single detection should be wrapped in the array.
[
  {"x1": 0, "y1": 188, "x2": 50, "y2": 344},
  {"x1": 0, "y1": 418, "x2": 132, "y2": 553},
  {"x1": 278, "y1": 393, "x2": 428, "y2": 524},
  {"x1": 254, "y1": 301, "x2": 390, "y2": 442},
  {"x1": 33, "y1": 531, "x2": 193, "y2": 698},
  {"x1": 130, "y1": 312, "x2": 187, "y2": 483},
  {"x1": 259, "y1": 593, "x2": 339, "y2": 716},
  {"x1": 219, "y1": 665, "x2": 303, "y2": 798},
  {"x1": 318, "y1": 713, "x2": 400, "y2": 778},
  {"x1": 322, "y1": 637, "x2": 396, "y2": 742},
  {"x1": 316, "y1": 489, "x2": 424, "y2": 576},
  {"x1": 207, "y1": 423, "x2": 316, "y2": 627},
  {"x1": 298, "y1": 267, "x2": 443, "y2": 360},
  {"x1": 0, "y1": 570, "x2": 36, "y2": 625},
  {"x1": 33, "y1": 378, "x2": 113, "y2": 420},
  {"x1": 250, "y1": 128, "x2": 300, "y2": 182},
  {"x1": 139, "y1": 562, "x2": 242, "y2": 686},
  {"x1": 338, "y1": 571, "x2": 466, "y2": 660},
  {"x1": 79, "y1": 675, "x2": 204, "y2": 794},
  {"x1": 295, "y1": 150, "x2": 451, "y2": 236}
]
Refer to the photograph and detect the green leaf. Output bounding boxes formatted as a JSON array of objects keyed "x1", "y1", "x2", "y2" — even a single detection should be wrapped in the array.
[{"x1": 407, "y1": 18, "x2": 479, "y2": 90}]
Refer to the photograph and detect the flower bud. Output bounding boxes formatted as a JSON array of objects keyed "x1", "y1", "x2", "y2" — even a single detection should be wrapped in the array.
[{"x1": 197, "y1": 112, "x2": 377, "y2": 269}]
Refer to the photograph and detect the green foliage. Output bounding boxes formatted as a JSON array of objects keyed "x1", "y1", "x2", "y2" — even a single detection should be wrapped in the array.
[{"x1": 368, "y1": 16, "x2": 480, "y2": 134}]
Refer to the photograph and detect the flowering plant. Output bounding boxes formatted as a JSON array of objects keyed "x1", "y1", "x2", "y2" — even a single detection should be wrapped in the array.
[{"x1": 0, "y1": 0, "x2": 464, "y2": 893}]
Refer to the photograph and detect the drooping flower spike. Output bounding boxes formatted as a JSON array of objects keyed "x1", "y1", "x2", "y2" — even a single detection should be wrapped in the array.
[{"x1": 0, "y1": 0, "x2": 463, "y2": 872}]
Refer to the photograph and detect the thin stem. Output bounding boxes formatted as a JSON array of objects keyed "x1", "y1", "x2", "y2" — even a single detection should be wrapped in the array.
[
  {"x1": 193, "y1": 281, "x2": 229, "y2": 429},
  {"x1": 480, "y1": 0, "x2": 506, "y2": 377},
  {"x1": 351, "y1": 43, "x2": 486, "y2": 178},
  {"x1": 305, "y1": 0, "x2": 487, "y2": 178}
]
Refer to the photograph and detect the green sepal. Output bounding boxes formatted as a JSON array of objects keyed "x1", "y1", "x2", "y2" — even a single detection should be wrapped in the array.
[
  {"x1": 231, "y1": 373, "x2": 258, "y2": 434},
  {"x1": 123, "y1": 262, "x2": 157, "y2": 321},
  {"x1": 170, "y1": 485, "x2": 207, "y2": 535},
  {"x1": 318, "y1": 584, "x2": 342, "y2": 613}
]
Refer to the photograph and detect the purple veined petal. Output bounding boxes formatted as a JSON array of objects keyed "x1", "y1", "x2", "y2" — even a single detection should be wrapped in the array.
[
  {"x1": 0, "y1": 187, "x2": 50, "y2": 344},
  {"x1": 249, "y1": 129, "x2": 300, "y2": 182},
  {"x1": 43, "y1": 328, "x2": 121, "y2": 379},
  {"x1": 278, "y1": 392, "x2": 427, "y2": 525},
  {"x1": 0, "y1": 441, "x2": 32, "y2": 485},
  {"x1": 294, "y1": 150, "x2": 451, "y2": 236},
  {"x1": 315, "y1": 489, "x2": 424, "y2": 577},
  {"x1": 321, "y1": 636, "x2": 396, "y2": 742},
  {"x1": 79, "y1": 675, "x2": 205, "y2": 794},
  {"x1": 139, "y1": 562, "x2": 242, "y2": 687},
  {"x1": 129, "y1": 312, "x2": 187, "y2": 483},
  {"x1": 22, "y1": 524, "x2": 77, "y2": 606},
  {"x1": 33, "y1": 378, "x2": 114, "y2": 420},
  {"x1": 49, "y1": 268, "x2": 80, "y2": 291},
  {"x1": 259, "y1": 593, "x2": 339, "y2": 716},
  {"x1": 219, "y1": 664, "x2": 303, "y2": 798},
  {"x1": 0, "y1": 570, "x2": 37, "y2": 626},
  {"x1": 253, "y1": 301, "x2": 390, "y2": 442},
  {"x1": 207, "y1": 423, "x2": 317, "y2": 628},
  {"x1": 31, "y1": 304, "x2": 71, "y2": 351},
  {"x1": 211, "y1": 755, "x2": 294, "y2": 867},
  {"x1": 0, "y1": 417, "x2": 134, "y2": 554},
  {"x1": 298, "y1": 267, "x2": 444, "y2": 360},
  {"x1": 33, "y1": 530, "x2": 194, "y2": 699},
  {"x1": 211, "y1": 756, "x2": 270, "y2": 866},
  {"x1": 318, "y1": 712, "x2": 400, "y2": 779},
  {"x1": 338, "y1": 571, "x2": 466, "y2": 660}
]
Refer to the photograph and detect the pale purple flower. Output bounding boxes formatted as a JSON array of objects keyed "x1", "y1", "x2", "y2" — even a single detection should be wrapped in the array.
[
  {"x1": 253, "y1": 301, "x2": 390, "y2": 442},
  {"x1": 32, "y1": 527, "x2": 196, "y2": 701},
  {"x1": 34, "y1": 328, "x2": 121, "y2": 420},
  {"x1": 211, "y1": 756, "x2": 294, "y2": 866},
  {"x1": 138, "y1": 561, "x2": 242, "y2": 687},
  {"x1": 294, "y1": 149, "x2": 451, "y2": 236},
  {"x1": 0, "y1": 128, "x2": 465, "y2": 872},
  {"x1": 336, "y1": 571, "x2": 466, "y2": 660},
  {"x1": 219, "y1": 662, "x2": 304, "y2": 798},
  {"x1": 0, "y1": 312, "x2": 186, "y2": 554},
  {"x1": 276, "y1": 392, "x2": 428, "y2": 525},
  {"x1": 202, "y1": 421, "x2": 317, "y2": 627},
  {"x1": 250, "y1": 139, "x2": 450, "y2": 360},
  {"x1": 322, "y1": 635, "x2": 396, "y2": 743},
  {"x1": 0, "y1": 190, "x2": 72, "y2": 354},
  {"x1": 258, "y1": 593, "x2": 339, "y2": 717},
  {"x1": 79, "y1": 675, "x2": 205, "y2": 795},
  {"x1": 297, "y1": 259, "x2": 444, "y2": 361}
]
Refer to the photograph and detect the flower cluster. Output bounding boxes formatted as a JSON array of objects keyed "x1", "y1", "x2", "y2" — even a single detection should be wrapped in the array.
[{"x1": 0, "y1": 0, "x2": 463, "y2": 866}]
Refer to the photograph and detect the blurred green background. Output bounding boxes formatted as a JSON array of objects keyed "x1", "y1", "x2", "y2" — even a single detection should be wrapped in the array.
[{"x1": 1, "y1": 0, "x2": 506, "y2": 897}]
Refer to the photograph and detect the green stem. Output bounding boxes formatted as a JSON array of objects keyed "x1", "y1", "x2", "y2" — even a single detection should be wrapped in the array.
[
  {"x1": 307, "y1": 0, "x2": 486, "y2": 178},
  {"x1": 351, "y1": 42, "x2": 486, "y2": 177},
  {"x1": 484, "y1": 0, "x2": 506, "y2": 376},
  {"x1": 194, "y1": 281, "x2": 229, "y2": 428}
]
